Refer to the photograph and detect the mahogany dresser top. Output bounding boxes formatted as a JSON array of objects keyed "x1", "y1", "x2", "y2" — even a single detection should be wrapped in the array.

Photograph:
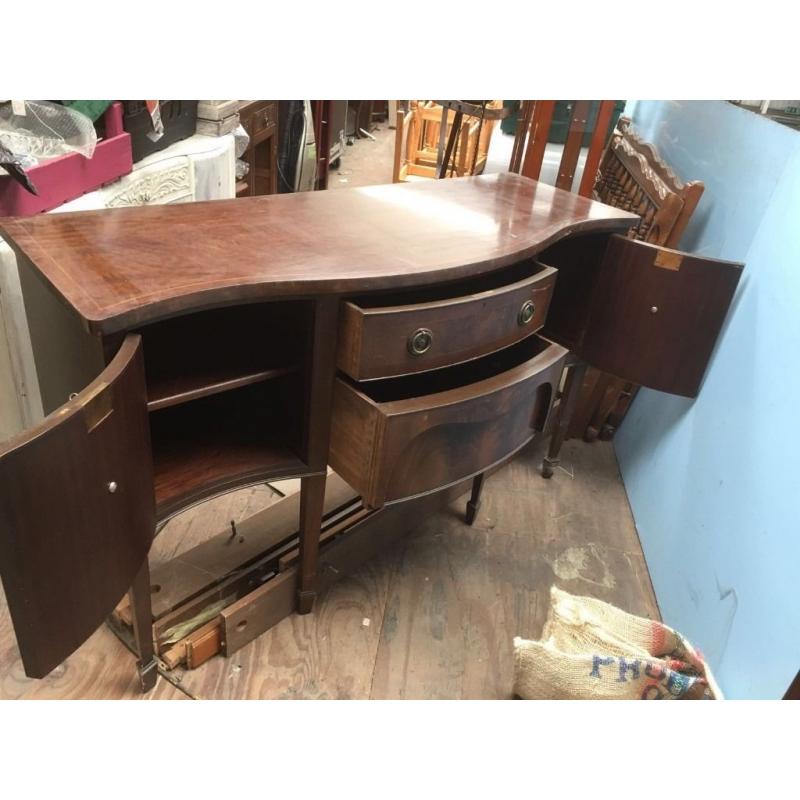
[{"x1": 0, "y1": 172, "x2": 637, "y2": 334}]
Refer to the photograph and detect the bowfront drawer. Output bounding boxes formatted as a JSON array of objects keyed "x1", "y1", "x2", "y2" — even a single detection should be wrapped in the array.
[
  {"x1": 330, "y1": 335, "x2": 567, "y2": 508},
  {"x1": 337, "y1": 262, "x2": 557, "y2": 380}
]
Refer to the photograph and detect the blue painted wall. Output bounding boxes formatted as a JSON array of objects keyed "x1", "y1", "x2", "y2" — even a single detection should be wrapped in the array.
[{"x1": 615, "y1": 101, "x2": 800, "y2": 699}]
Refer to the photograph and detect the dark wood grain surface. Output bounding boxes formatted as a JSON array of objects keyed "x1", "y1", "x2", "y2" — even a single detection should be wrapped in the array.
[
  {"x1": 577, "y1": 235, "x2": 743, "y2": 397},
  {"x1": 137, "y1": 301, "x2": 305, "y2": 411},
  {"x1": 0, "y1": 336, "x2": 154, "y2": 678},
  {"x1": 0, "y1": 173, "x2": 637, "y2": 334},
  {"x1": 337, "y1": 263, "x2": 556, "y2": 381},
  {"x1": 149, "y1": 380, "x2": 311, "y2": 521},
  {"x1": 330, "y1": 336, "x2": 567, "y2": 507}
]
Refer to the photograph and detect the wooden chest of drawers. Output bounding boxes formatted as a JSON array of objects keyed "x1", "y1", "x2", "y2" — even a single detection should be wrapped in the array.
[{"x1": 3, "y1": 173, "x2": 741, "y2": 691}]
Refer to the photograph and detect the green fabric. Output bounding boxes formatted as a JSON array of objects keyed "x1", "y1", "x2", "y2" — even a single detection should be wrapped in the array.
[
  {"x1": 500, "y1": 100, "x2": 519, "y2": 135},
  {"x1": 62, "y1": 100, "x2": 113, "y2": 122},
  {"x1": 549, "y1": 100, "x2": 626, "y2": 146}
]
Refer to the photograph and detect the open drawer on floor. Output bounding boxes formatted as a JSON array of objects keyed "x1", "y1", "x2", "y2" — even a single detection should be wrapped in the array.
[{"x1": 329, "y1": 335, "x2": 567, "y2": 508}]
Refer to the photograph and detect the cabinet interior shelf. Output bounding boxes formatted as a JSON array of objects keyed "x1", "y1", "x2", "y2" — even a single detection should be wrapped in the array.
[
  {"x1": 137, "y1": 301, "x2": 311, "y2": 520},
  {"x1": 150, "y1": 380, "x2": 308, "y2": 521},
  {"x1": 138, "y1": 301, "x2": 306, "y2": 413},
  {"x1": 146, "y1": 363, "x2": 299, "y2": 411}
]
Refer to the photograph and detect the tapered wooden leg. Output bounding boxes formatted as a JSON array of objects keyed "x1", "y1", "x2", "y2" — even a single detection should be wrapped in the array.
[
  {"x1": 129, "y1": 558, "x2": 157, "y2": 692},
  {"x1": 542, "y1": 359, "x2": 587, "y2": 479},
  {"x1": 297, "y1": 473, "x2": 328, "y2": 614},
  {"x1": 296, "y1": 297, "x2": 340, "y2": 613},
  {"x1": 465, "y1": 472, "x2": 485, "y2": 525}
]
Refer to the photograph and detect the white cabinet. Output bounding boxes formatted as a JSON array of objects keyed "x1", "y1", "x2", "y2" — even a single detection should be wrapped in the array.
[{"x1": 0, "y1": 134, "x2": 236, "y2": 440}]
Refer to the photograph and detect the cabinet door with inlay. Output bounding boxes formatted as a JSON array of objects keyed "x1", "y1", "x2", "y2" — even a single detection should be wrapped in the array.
[
  {"x1": 577, "y1": 235, "x2": 743, "y2": 397},
  {"x1": 0, "y1": 335, "x2": 154, "y2": 678}
]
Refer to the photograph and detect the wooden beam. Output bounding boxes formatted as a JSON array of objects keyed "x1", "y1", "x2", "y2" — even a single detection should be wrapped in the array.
[
  {"x1": 520, "y1": 100, "x2": 556, "y2": 181},
  {"x1": 509, "y1": 101, "x2": 534, "y2": 173},
  {"x1": 556, "y1": 100, "x2": 591, "y2": 191}
]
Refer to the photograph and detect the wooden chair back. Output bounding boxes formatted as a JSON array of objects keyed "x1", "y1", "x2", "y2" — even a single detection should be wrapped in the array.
[
  {"x1": 594, "y1": 118, "x2": 704, "y2": 248},
  {"x1": 511, "y1": 100, "x2": 618, "y2": 196},
  {"x1": 511, "y1": 105, "x2": 707, "y2": 443}
]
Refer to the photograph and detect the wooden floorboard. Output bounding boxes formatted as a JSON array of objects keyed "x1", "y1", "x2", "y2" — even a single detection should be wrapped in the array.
[
  {"x1": 0, "y1": 582, "x2": 188, "y2": 700},
  {"x1": 0, "y1": 439, "x2": 658, "y2": 699},
  {"x1": 369, "y1": 439, "x2": 658, "y2": 699},
  {"x1": 173, "y1": 551, "x2": 396, "y2": 699}
]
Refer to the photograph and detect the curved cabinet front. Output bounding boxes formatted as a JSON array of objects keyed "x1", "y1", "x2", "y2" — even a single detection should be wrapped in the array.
[
  {"x1": 574, "y1": 235, "x2": 743, "y2": 398},
  {"x1": 329, "y1": 335, "x2": 567, "y2": 508},
  {"x1": 0, "y1": 335, "x2": 154, "y2": 678},
  {"x1": 337, "y1": 263, "x2": 557, "y2": 380}
]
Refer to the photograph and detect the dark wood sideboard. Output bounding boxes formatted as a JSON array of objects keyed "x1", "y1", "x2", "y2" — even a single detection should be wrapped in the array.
[{"x1": 0, "y1": 173, "x2": 741, "y2": 690}]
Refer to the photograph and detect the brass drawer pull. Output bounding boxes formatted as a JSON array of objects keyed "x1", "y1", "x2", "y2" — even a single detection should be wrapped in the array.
[
  {"x1": 407, "y1": 328, "x2": 433, "y2": 356},
  {"x1": 518, "y1": 300, "x2": 535, "y2": 326}
]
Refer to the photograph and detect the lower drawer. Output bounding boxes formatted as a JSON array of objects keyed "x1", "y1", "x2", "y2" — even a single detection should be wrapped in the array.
[{"x1": 329, "y1": 336, "x2": 567, "y2": 508}]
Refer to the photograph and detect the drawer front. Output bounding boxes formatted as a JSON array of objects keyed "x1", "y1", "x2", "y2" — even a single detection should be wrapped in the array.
[
  {"x1": 337, "y1": 265, "x2": 556, "y2": 380},
  {"x1": 330, "y1": 337, "x2": 567, "y2": 508},
  {"x1": 252, "y1": 102, "x2": 277, "y2": 137}
]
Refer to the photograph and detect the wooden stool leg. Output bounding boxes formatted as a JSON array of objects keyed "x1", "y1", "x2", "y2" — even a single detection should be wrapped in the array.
[
  {"x1": 542, "y1": 360, "x2": 587, "y2": 479},
  {"x1": 465, "y1": 472, "x2": 485, "y2": 525},
  {"x1": 297, "y1": 473, "x2": 327, "y2": 614},
  {"x1": 129, "y1": 558, "x2": 157, "y2": 693}
]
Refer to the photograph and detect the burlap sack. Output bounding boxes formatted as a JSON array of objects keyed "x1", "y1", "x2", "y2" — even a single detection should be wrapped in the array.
[{"x1": 513, "y1": 586, "x2": 722, "y2": 700}]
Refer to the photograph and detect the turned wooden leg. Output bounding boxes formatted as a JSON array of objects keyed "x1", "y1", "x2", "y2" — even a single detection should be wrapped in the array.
[
  {"x1": 465, "y1": 472, "x2": 485, "y2": 525},
  {"x1": 129, "y1": 558, "x2": 157, "y2": 693},
  {"x1": 542, "y1": 360, "x2": 587, "y2": 479},
  {"x1": 297, "y1": 473, "x2": 328, "y2": 614}
]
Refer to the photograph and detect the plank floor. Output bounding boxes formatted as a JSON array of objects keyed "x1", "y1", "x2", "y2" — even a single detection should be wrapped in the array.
[{"x1": 0, "y1": 439, "x2": 658, "y2": 700}]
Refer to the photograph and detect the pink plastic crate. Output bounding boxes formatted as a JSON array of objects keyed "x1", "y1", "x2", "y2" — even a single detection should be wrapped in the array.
[{"x1": 0, "y1": 102, "x2": 133, "y2": 216}]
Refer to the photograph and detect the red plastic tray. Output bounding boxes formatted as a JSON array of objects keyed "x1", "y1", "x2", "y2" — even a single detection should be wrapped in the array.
[{"x1": 0, "y1": 102, "x2": 133, "y2": 216}]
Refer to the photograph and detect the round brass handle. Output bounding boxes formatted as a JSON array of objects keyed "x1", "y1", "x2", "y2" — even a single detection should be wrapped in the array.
[
  {"x1": 407, "y1": 328, "x2": 433, "y2": 356},
  {"x1": 518, "y1": 300, "x2": 536, "y2": 326}
]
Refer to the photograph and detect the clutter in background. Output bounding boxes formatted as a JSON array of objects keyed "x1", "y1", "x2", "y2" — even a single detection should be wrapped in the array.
[
  {"x1": 513, "y1": 586, "x2": 722, "y2": 699},
  {"x1": 0, "y1": 100, "x2": 206, "y2": 215},
  {"x1": 0, "y1": 100, "x2": 98, "y2": 164},
  {"x1": 0, "y1": 102, "x2": 132, "y2": 215},
  {"x1": 196, "y1": 100, "x2": 241, "y2": 137}
]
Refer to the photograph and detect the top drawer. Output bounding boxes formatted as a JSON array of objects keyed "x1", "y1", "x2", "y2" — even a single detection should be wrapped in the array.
[{"x1": 337, "y1": 262, "x2": 557, "y2": 380}]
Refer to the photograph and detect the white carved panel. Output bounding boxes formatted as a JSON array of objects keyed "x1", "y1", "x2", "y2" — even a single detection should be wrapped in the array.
[{"x1": 106, "y1": 158, "x2": 194, "y2": 207}]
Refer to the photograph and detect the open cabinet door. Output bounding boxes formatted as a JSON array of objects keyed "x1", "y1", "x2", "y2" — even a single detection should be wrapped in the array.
[
  {"x1": 577, "y1": 235, "x2": 743, "y2": 397},
  {"x1": 0, "y1": 335, "x2": 154, "y2": 678}
]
